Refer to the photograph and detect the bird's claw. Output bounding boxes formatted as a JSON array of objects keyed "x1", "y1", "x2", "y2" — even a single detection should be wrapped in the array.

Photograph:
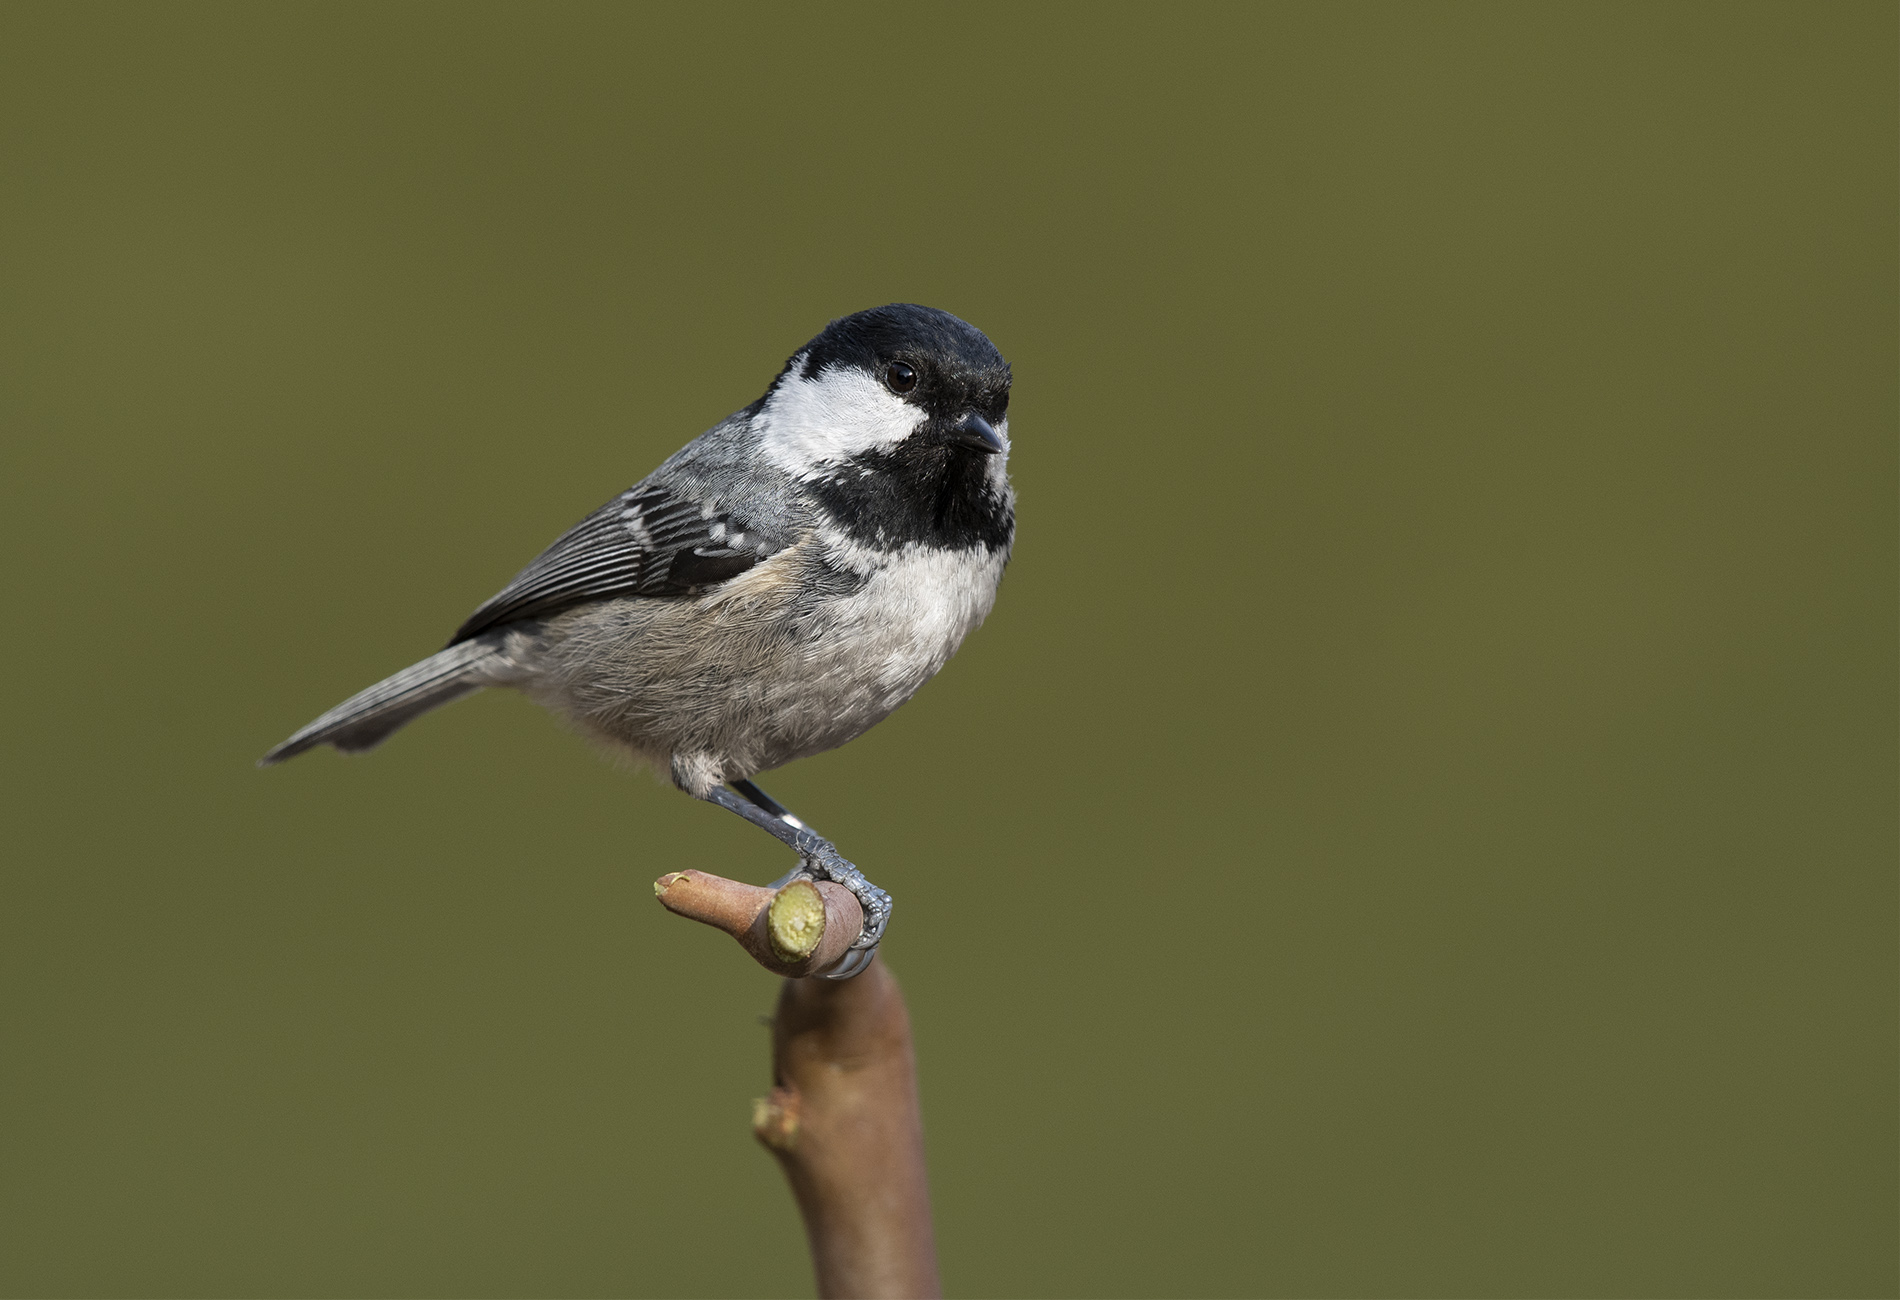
[{"x1": 798, "y1": 843, "x2": 890, "y2": 979}]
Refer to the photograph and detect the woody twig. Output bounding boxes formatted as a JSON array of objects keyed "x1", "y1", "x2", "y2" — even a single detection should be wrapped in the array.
[{"x1": 655, "y1": 870, "x2": 940, "y2": 1300}]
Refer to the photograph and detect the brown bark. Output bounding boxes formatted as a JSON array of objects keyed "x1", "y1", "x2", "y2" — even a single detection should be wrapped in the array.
[
  {"x1": 653, "y1": 868, "x2": 863, "y2": 978},
  {"x1": 754, "y1": 958, "x2": 939, "y2": 1299},
  {"x1": 655, "y1": 870, "x2": 940, "y2": 1299}
]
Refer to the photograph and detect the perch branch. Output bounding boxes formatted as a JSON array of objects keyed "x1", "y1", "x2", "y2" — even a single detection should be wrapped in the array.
[
  {"x1": 654, "y1": 869, "x2": 940, "y2": 1299},
  {"x1": 653, "y1": 868, "x2": 863, "y2": 977}
]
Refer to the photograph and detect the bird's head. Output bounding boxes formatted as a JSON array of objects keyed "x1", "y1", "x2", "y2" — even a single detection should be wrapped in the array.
[{"x1": 754, "y1": 304, "x2": 1012, "y2": 486}]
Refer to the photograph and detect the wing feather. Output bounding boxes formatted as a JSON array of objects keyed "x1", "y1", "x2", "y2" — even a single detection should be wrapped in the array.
[{"x1": 448, "y1": 484, "x2": 788, "y2": 644}]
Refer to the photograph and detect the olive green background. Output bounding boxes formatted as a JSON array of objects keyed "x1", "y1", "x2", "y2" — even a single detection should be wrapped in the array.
[{"x1": 1, "y1": 3, "x2": 1892, "y2": 1296}]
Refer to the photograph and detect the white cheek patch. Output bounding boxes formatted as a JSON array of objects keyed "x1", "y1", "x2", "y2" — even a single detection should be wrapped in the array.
[{"x1": 756, "y1": 360, "x2": 926, "y2": 478}]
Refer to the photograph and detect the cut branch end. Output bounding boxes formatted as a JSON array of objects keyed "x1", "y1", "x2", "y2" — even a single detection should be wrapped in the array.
[{"x1": 652, "y1": 868, "x2": 864, "y2": 978}]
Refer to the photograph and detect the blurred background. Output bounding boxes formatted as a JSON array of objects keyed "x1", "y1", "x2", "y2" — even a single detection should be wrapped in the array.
[{"x1": 0, "y1": 3, "x2": 1892, "y2": 1296}]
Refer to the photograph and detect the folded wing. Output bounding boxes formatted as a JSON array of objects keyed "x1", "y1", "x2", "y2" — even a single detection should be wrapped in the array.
[{"x1": 449, "y1": 483, "x2": 790, "y2": 645}]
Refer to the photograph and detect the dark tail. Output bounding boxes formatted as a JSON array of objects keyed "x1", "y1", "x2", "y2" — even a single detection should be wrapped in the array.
[{"x1": 258, "y1": 638, "x2": 506, "y2": 766}]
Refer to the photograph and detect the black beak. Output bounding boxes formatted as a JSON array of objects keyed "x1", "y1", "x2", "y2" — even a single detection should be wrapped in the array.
[{"x1": 951, "y1": 412, "x2": 1006, "y2": 455}]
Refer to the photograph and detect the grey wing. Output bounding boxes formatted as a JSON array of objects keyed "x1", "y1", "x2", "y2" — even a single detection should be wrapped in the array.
[{"x1": 448, "y1": 482, "x2": 791, "y2": 645}]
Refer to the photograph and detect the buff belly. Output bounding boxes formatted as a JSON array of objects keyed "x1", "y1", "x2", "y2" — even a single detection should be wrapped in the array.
[{"x1": 498, "y1": 538, "x2": 1007, "y2": 793}]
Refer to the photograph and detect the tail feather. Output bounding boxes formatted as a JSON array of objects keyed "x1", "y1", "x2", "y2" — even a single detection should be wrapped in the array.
[{"x1": 259, "y1": 639, "x2": 505, "y2": 766}]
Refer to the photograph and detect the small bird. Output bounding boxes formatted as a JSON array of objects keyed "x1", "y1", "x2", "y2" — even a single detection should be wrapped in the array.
[{"x1": 261, "y1": 304, "x2": 1015, "y2": 976}]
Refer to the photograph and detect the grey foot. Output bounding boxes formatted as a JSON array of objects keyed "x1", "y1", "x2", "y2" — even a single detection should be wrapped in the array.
[
  {"x1": 801, "y1": 843, "x2": 891, "y2": 979},
  {"x1": 701, "y1": 781, "x2": 888, "y2": 978}
]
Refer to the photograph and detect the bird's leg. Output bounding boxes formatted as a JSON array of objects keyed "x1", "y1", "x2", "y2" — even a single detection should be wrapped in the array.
[
  {"x1": 730, "y1": 777, "x2": 809, "y2": 830},
  {"x1": 700, "y1": 782, "x2": 891, "y2": 978},
  {"x1": 731, "y1": 778, "x2": 820, "y2": 889}
]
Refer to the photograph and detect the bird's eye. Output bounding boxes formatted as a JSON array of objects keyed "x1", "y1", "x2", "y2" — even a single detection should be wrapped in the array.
[{"x1": 885, "y1": 361, "x2": 918, "y2": 394}]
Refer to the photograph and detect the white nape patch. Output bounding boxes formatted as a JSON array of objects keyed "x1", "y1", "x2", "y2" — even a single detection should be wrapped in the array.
[{"x1": 755, "y1": 357, "x2": 926, "y2": 478}]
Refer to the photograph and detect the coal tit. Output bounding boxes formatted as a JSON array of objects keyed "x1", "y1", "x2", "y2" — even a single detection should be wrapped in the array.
[{"x1": 261, "y1": 304, "x2": 1015, "y2": 977}]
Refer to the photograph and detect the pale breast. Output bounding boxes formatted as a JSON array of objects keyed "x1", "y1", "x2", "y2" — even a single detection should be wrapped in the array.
[
  {"x1": 729, "y1": 537, "x2": 1009, "y2": 767},
  {"x1": 820, "y1": 543, "x2": 1008, "y2": 690},
  {"x1": 518, "y1": 535, "x2": 1009, "y2": 780}
]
